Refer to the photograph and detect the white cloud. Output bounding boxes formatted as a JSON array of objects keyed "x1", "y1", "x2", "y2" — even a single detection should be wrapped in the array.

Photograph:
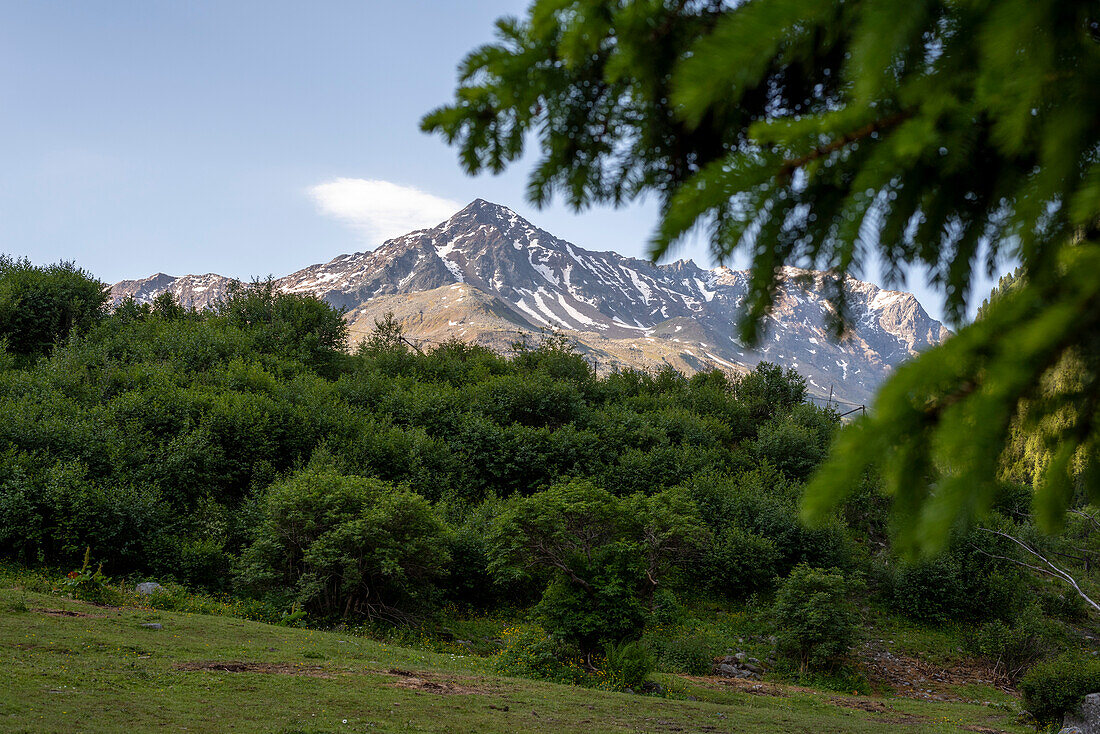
[{"x1": 308, "y1": 178, "x2": 460, "y2": 244}]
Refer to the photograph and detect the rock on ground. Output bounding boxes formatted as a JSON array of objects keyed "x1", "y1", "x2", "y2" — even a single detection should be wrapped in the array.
[{"x1": 1062, "y1": 692, "x2": 1100, "y2": 734}]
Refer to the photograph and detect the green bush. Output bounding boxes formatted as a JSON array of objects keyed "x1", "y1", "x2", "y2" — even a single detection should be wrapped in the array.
[
  {"x1": 1041, "y1": 590, "x2": 1090, "y2": 624},
  {"x1": 774, "y1": 565, "x2": 861, "y2": 672},
  {"x1": 170, "y1": 536, "x2": 232, "y2": 591},
  {"x1": 493, "y1": 625, "x2": 588, "y2": 685},
  {"x1": 657, "y1": 635, "x2": 713, "y2": 676},
  {"x1": 685, "y1": 467, "x2": 851, "y2": 578},
  {"x1": 1020, "y1": 655, "x2": 1100, "y2": 727},
  {"x1": 890, "y1": 554, "x2": 966, "y2": 624},
  {"x1": 603, "y1": 640, "x2": 656, "y2": 689},
  {"x1": 236, "y1": 466, "x2": 451, "y2": 620},
  {"x1": 966, "y1": 609, "x2": 1062, "y2": 683},
  {"x1": 533, "y1": 571, "x2": 648, "y2": 656},
  {"x1": 490, "y1": 480, "x2": 706, "y2": 654},
  {"x1": 704, "y1": 525, "x2": 780, "y2": 598},
  {"x1": 0, "y1": 256, "x2": 108, "y2": 361},
  {"x1": 889, "y1": 528, "x2": 1027, "y2": 625}
]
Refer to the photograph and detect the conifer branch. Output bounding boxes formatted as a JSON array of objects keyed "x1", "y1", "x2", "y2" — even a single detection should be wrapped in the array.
[{"x1": 777, "y1": 111, "x2": 913, "y2": 181}]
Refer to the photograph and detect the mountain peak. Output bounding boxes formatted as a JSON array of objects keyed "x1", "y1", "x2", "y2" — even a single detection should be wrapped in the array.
[
  {"x1": 446, "y1": 198, "x2": 525, "y2": 228},
  {"x1": 110, "y1": 197, "x2": 948, "y2": 403}
]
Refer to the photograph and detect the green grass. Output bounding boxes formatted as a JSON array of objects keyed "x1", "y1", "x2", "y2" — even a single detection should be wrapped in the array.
[{"x1": 0, "y1": 585, "x2": 1033, "y2": 734}]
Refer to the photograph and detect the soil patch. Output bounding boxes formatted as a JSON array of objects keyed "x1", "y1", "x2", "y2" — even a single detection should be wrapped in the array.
[
  {"x1": 34, "y1": 608, "x2": 108, "y2": 619},
  {"x1": 829, "y1": 696, "x2": 926, "y2": 725},
  {"x1": 679, "y1": 675, "x2": 795, "y2": 696},
  {"x1": 860, "y1": 641, "x2": 1015, "y2": 702},
  {"x1": 174, "y1": 661, "x2": 335, "y2": 678},
  {"x1": 384, "y1": 668, "x2": 489, "y2": 695}
]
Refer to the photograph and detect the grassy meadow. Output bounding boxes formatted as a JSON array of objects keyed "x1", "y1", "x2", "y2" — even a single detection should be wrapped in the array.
[{"x1": 0, "y1": 582, "x2": 1030, "y2": 734}]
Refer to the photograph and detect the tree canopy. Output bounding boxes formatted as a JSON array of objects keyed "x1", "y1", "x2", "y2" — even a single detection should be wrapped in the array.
[
  {"x1": 424, "y1": 0, "x2": 1100, "y2": 553},
  {"x1": 0, "y1": 256, "x2": 108, "y2": 361}
]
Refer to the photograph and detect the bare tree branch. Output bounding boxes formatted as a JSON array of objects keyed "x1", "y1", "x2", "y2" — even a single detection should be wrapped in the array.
[
  {"x1": 977, "y1": 528, "x2": 1100, "y2": 612},
  {"x1": 1071, "y1": 508, "x2": 1100, "y2": 533}
]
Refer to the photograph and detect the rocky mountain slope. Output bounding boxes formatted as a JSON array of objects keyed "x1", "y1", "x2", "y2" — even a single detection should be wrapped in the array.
[{"x1": 111, "y1": 199, "x2": 949, "y2": 404}]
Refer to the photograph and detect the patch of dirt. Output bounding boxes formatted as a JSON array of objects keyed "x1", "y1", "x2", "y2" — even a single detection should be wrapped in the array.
[
  {"x1": 34, "y1": 608, "x2": 108, "y2": 619},
  {"x1": 859, "y1": 641, "x2": 1016, "y2": 702},
  {"x1": 174, "y1": 661, "x2": 335, "y2": 678},
  {"x1": 829, "y1": 696, "x2": 926, "y2": 725},
  {"x1": 679, "y1": 674, "x2": 806, "y2": 697},
  {"x1": 383, "y1": 668, "x2": 489, "y2": 696}
]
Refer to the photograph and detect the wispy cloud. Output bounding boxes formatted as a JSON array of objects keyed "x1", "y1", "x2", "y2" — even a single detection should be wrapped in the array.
[{"x1": 308, "y1": 178, "x2": 460, "y2": 243}]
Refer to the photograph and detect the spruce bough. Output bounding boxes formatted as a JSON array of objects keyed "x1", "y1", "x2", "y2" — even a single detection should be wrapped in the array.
[{"x1": 424, "y1": 0, "x2": 1100, "y2": 554}]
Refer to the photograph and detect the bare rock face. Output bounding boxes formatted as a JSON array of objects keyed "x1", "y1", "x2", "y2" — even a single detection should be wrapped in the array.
[
  {"x1": 1062, "y1": 693, "x2": 1100, "y2": 734},
  {"x1": 110, "y1": 199, "x2": 949, "y2": 404},
  {"x1": 110, "y1": 272, "x2": 238, "y2": 309}
]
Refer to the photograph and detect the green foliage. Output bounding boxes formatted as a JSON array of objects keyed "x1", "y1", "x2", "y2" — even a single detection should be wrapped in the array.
[
  {"x1": 1020, "y1": 655, "x2": 1100, "y2": 727},
  {"x1": 733, "y1": 363, "x2": 808, "y2": 423},
  {"x1": 774, "y1": 565, "x2": 861, "y2": 672},
  {"x1": 704, "y1": 525, "x2": 780, "y2": 600},
  {"x1": 357, "y1": 311, "x2": 407, "y2": 355},
  {"x1": 1041, "y1": 589, "x2": 1090, "y2": 624},
  {"x1": 492, "y1": 625, "x2": 588, "y2": 685},
  {"x1": 602, "y1": 639, "x2": 656, "y2": 689},
  {"x1": 61, "y1": 547, "x2": 119, "y2": 605},
  {"x1": 805, "y1": 247, "x2": 1100, "y2": 553},
  {"x1": 0, "y1": 256, "x2": 108, "y2": 361},
  {"x1": 429, "y1": 0, "x2": 1100, "y2": 551},
  {"x1": 218, "y1": 279, "x2": 349, "y2": 376},
  {"x1": 0, "y1": 450, "x2": 164, "y2": 568},
  {"x1": 888, "y1": 527, "x2": 1028, "y2": 625},
  {"x1": 490, "y1": 480, "x2": 706, "y2": 653},
  {"x1": 533, "y1": 570, "x2": 648, "y2": 657},
  {"x1": 966, "y1": 609, "x2": 1064, "y2": 683},
  {"x1": 685, "y1": 467, "x2": 851, "y2": 593},
  {"x1": 655, "y1": 635, "x2": 713, "y2": 676},
  {"x1": 237, "y1": 466, "x2": 451, "y2": 620}
]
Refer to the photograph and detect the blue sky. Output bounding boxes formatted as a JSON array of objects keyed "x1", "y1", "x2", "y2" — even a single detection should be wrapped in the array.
[{"x1": 0, "y1": 1, "x2": 1006, "y2": 324}]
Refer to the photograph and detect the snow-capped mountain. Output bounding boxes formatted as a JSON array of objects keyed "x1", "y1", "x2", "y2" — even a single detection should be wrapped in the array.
[
  {"x1": 111, "y1": 199, "x2": 949, "y2": 403},
  {"x1": 110, "y1": 272, "x2": 236, "y2": 309}
]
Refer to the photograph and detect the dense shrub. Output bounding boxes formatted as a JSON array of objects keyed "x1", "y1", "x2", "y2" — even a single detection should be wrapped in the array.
[
  {"x1": 1041, "y1": 589, "x2": 1090, "y2": 623},
  {"x1": 704, "y1": 525, "x2": 780, "y2": 598},
  {"x1": 889, "y1": 528, "x2": 1027, "y2": 624},
  {"x1": 685, "y1": 467, "x2": 851, "y2": 581},
  {"x1": 890, "y1": 554, "x2": 966, "y2": 624},
  {"x1": 655, "y1": 635, "x2": 714, "y2": 675},
  {"x1": 0, "y1": 256, "x2": 108, "y2": 360},
  {"x1": 1020, "y1": 655, "x2": 1100, "y2": 727},
  {"x1": 217, "y1": 279, "x2": 349, "y2": 376},
  {"x1": 492, "y1": 625, "x2": 588, "y2": 685},
  {"x1": 774, "y1": 565, "x2": 862, "y2": 672},
  {"x1": 731, "y1": 362, "x2": 806, "y2": 421},
  {"x1": 0, "y1": 452, "x2": 164, "y2": 569},
  {"x1": 490, "y1": 481, "x2": 706, "y2": 654},
  {"x1": 966, "y1": 609, "x2": 1064, "y2": 683},
  {"x1": 236, "y1": 466, "x2": 451, "y2": 620}
]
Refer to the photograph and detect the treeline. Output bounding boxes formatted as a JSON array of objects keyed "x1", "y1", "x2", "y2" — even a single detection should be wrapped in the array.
[{"x1": 0, "y1": 257, "x2": 1087, "y2": 685}]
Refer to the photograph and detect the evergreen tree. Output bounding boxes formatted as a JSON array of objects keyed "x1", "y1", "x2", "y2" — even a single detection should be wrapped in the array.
[{"x1": 425, "y1": 0, "x2": 1100, "y2": 553}]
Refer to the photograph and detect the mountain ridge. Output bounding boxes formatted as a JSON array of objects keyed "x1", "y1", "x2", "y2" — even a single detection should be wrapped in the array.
[{"x1": 109, "y1": 199, "x2": 949, "y2": 403}]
